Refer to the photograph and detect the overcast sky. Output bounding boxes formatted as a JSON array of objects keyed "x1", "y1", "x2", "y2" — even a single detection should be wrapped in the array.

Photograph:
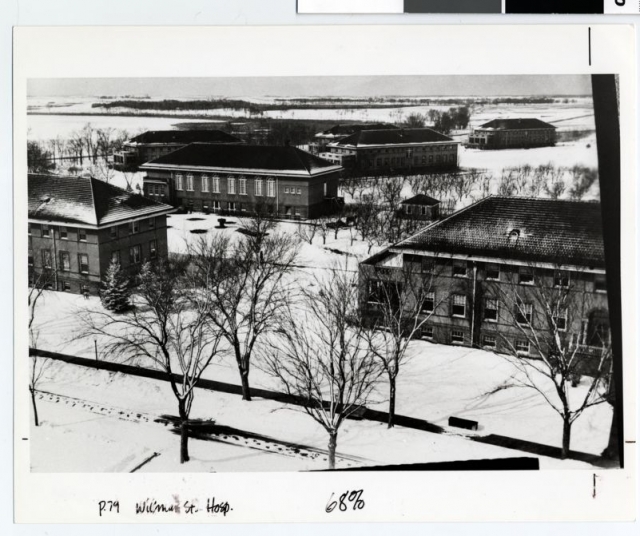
[{"x1": 28, "y1": 75, "x2": 592, "y2": 99}]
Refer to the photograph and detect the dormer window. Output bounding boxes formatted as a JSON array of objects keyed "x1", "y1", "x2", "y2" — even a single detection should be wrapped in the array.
[{"x1": 508, "y1": 229, "x2": 520, "y2": 242}]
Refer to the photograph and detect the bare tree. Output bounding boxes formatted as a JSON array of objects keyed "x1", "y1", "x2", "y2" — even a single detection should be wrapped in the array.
[
  {"x1": 188, "y1": 229, "x2": 300, "y2": 401},
  {"x1": 28, "y1": 269, "x2": 54, "y2": 427},
  {"x1": 262, "y1": 266, "x2": 381, "y2": 469},
  {"x1": 79, "y1": 259, "x2": 223, "y2": 463},
  {"x1": 488, "y1": 265, "x2": 612, "y2": 458},
  {"x1": 296, "y1": 219, "x2": 318, "y2": 245},
  {"x1": 362, "y1": 259, "x2": 444, "y2": 427}
]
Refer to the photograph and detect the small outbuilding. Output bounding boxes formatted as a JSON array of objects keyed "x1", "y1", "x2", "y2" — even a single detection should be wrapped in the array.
[{"x1": 400, "y1": 194, "x2": 440, "y2": 221}]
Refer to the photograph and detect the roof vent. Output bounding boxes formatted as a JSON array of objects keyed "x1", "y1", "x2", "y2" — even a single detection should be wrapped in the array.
[
  {"x1": 508, "y1": 229, "x2": 520, "y2": 242},
  {"x1": 39, "y1": 195, "x2": 52, "y2": 203}
]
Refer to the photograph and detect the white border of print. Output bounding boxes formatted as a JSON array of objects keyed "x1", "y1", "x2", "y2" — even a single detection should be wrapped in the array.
[{"x1": 13, "y1": 25, "x2": 637, "y2": 523}]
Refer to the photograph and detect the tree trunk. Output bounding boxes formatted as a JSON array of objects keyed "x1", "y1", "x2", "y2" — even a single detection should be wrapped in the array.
[
  {"x1": 240, "y1": 367, "x2": 252, "y2": 402},
  {"x1": 328, "y1": 430, "x2": 338, "y2": 470},
  {"x1": 30, "y1": 387, "x2": 39, "y2": 427},
  {"x1": 561, "y1": 418, "x2": 572, "y2": 459},
  {"x1": 601, "y1": 405, "x2": 620, "y2": 464},
  {"x1": 178, "y1": 400, "x2": 190, "y2": 464},
  {"x1": 388, "y1": 377, "x2": 396, "y2": 429}
]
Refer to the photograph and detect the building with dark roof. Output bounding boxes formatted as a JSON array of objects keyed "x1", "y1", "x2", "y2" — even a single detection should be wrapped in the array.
[
  {"x1": 400, "y1": 194, "x2": 440, "y2": 221},
  {"x1": 360, "y1": 196, "x2": 609, "y2": 366},
  {"x1": 28, "y1": 174, "x2": 175, "y2": 294},
  {"x1": 310, "y1": 123, "x2": 398, "y2": 154},
  {"x1": 326, "y1": 128, "x2": 459, "y2": 172},
  {"x1": 141, "y1": 143, "x2": 343, "y2": 219},
  {"x1": 112, "y1": 129, "x2": 243, "y2": 170},
  {"x1": 467, "y1": 118, "x2": 556, "y2": 150}
]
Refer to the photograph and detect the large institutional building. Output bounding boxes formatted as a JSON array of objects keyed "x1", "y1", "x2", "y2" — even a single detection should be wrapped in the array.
[
  {"x1": 466, "y1": 118, "x2": 557, "y2": 150},
  {"x1": 360, "y1": 196, "x2": 609, "y2": 368},
  {"x1": 28, "y1": 174, "x2": 174, "y2": 294},
  {"x1": 325, "y1": 128, "x2": 459, "y2": 172},
  {"x1": 309, "y1": 123, "x2": 398, "y2": 155},
  {"x1": 141, "y1": 143, "x2": 343, "y2": 219},
  {"x1": 112, "y1": 129, "x2": 242, "y2": 170}
]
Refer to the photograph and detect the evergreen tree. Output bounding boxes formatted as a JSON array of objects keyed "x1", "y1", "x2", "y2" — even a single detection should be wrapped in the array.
[{"x1": 100, "y1": 260, "x2": 131, "y2": 313}]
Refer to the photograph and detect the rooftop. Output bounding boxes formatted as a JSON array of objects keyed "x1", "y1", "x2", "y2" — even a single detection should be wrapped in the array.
[
  {"x1": 317, "y1": 123, "x2": 399, "y2": 137},
  {"x1": 477, "y1": 118, "x2": 557, "y2": 130},
  {"x1": 333, "y1": 128, "x2": 454, "y2": 148},
  {"x1": 393, "y1": 196, "x2": 604, "y2": 268},
  {"x1": 28, "y1": 174, "x2": 174, "y2": 227},
  {"x1": 401, "y1": 194, "x2": 440, "y2": 206},
  {"x1": 127, "y1": 129, "x2": 243, "y2": 145},
  {"x1": 142, "y1": 143, "x2": 341, "y2": 175}
]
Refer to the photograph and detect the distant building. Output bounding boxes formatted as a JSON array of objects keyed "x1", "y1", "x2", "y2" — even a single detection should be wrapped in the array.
[
  {"x1": 141, "y1": 143, "x2": 343, "y2": 220},
  {"x1": 28, "y1": 174, "x2": 174, "y2": 295},
  {"x1": 360, "y1": 197, "x2": 609, "y2": 370},
  {"x1": 327, "y1": 128, "x2": 459, "y2": 172},
  {"x1": 467, "y1": 118, "x2": 556, "y2": 149},
  {"x1": 400, "y1": 194, "x2": 440, "y2": 221},
  {"x1": 112, "y1": 130, "x2": 242, "y2": 170},
  {"x1": 310, "y1": 123, "x2": 398, "y2": 155}
]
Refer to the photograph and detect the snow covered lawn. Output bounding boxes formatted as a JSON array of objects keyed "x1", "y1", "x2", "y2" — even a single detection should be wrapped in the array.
[{"x1": 28, "y1": 361, "x2": 595, "y2": 472}]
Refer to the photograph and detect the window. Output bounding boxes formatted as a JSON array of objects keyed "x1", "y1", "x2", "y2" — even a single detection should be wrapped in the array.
[
  {"x1": 484, "y1": 298, "x2": 498, "y2": 322},
  {"x1": 148, "y1": 217, "x2": 156, "y2": 230},
  {"x1": 129, "y1": 245, "x2": 141, "y2": 265},
  {"x1": 451, "y1": 330, "x2": 464, "y2": 344},
  {"x1": 518, "y1": 266, "x2": 534, "y2": 284},
  {"x1": 367, "y1": 280, "x2": 384, "y2": 304},
  {"x1": 239, "y1": 178, "x2": 247, "y2": 195},
  {"x1": 41, "y1": 225, "x2": 50, "y2": 238},
  {"x1": 201, "y1": 174, "x2": 209, "y2": 193},
  {"x1": 515, "y1": 339, "x2": 530, "y2": 355},
  {"x1": 78, "y1": 228, "x2": 87, "y2": 241},
  {"x1": 186, "y1": 174, "x2": 194, "y2": 191},
  {"x1": 129, "y1": 221, "x2": 139, "y2": 234},
  {"x1": 421, "y1": 326, "x2": 434, "y2": 340},
  {"x1": 175, "y1": 174, "x2": 184, "y2": 191},
  {"x1": 78, "y1": 253, "x2": 89, "y2": 274},
  {"x1": 485, "y1": 263, "x2": 500, "y2": 281},
  {"x1": 594, "y1": 273, "x2": 607, "y2": 293},
  {"x1": 552, "y1": 308, "x2": 568, "y2": 331},
  {"x1": 63, "y1": 281, "x2": 71, "y2": 292},
  {"x1": 59, "y1": 251, "x2": 70, "y2": 272},
  {"x1": 515, "y1": 301, "x2": 533, "y2": 325},
  {"x1": 228, "y1": 176, "x2": 236, "y2": 195},
  {"x1": 110, "y1": 226, "x2": 118, "y2": 239},
  {"x1": 267, "y1": 179, "x2": 276, "y2": 198},
  {"x1": 228, "y1": 201, "x2": 237, "y2": 211},
  {"x1": 452, "y1": 294, "x2": 466, "y2": 317},
  {"x1": 421, "y1": 206, "x2": 428, "y2": 216},
  {"x1": 405, "y1": 205, "x2": 413, "y2": 215},
  {"x1": 294, "y1": 208, "x2": 301, "y2": 218},
  {"x1": 212, "y1": 176, "x2": 220, "y2": 193},
  {"x1": 421, "y1": 291, "x2": 435, "y2": 314},
  {"x1": 297, "y1": 188, "x2": 302, "y2": 195},
  {"x1": 59, "y1": 226, "x2": 68, "y2": 239},
  {"x1": 149, "y1": 240, "x2": 157, "y2": 259},
  {"x1": 255, "y1": 178, "x2": 263, "y2": 196},
  {"x1": 284, "y1": 187, "x2": 290, "y2": 194},
  {"x1": 41, "y1": 249, "x2": 52, "y2": 269},
  {"x1": 28, "y1": 223, "x2": 31, "y2": 236},
  {"x1": 452, "y1": 260, "x2": 467, "y2": 277},
  {"x1": 111, "y1": 250, "x2": 120, "y2": 265},
  {"x1": 323, "y1": 182, "x2": 328, "y2": 197},
  {"x1": 554, "y1": 270, "x2": 570, "y2": 288},
  {"x1": 482, "y1": 335, "x2": 497, "y2": 348},
  {"x1": 28, "y1": 250, "x2": 34, "y2": 267}
]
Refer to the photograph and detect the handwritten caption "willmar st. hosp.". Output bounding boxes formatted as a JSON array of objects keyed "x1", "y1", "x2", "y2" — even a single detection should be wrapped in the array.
[{"x1": 98, "y1": 497, "x2": 232, "y2": 517}]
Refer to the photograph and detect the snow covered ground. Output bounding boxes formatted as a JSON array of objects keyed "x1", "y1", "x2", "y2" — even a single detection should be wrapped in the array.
[{"x1": 29, "y1": 360, "x2": 596, "y2": 472}]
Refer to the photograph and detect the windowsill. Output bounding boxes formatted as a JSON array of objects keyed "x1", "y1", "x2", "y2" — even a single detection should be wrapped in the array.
[
  {"x1": 486, "y1": 277, "x2": 500, "y2": 282},
  {"x1": 452, "y1": 314, "x2": 466, "y2": 319},
  {"x1": 595, "y1": 289, "x2": 607, "y2": 294},
  {"x1": 518, "y1": 281, "x2": 534, "y2": 285},
  {"x1": 484, "y1": 318, "x2": 497, "y2": 323},
  {"x1": 451, "y1": 340, "x2": 465, "y2": 345},
  {"x1": 453, "y1": 274, "x2": 467, "y2": 278}
]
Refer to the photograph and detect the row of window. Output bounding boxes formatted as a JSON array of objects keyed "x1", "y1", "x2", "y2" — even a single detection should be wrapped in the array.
[
  {"x1": 30, "y1": 219, "x2": 157, "y2": 241},
  {"x1": 29, "y1": 241, "x2": 158, "y2": 273},
  {"x1": 175, "y1": 174, "x2": 277, "y2": 197},
  {"x1": 413, "y1": 258, "x2": 607, "y2": 291},
  {"x1": 420, "y1": 326, "x2": 532, "y2": 355}
]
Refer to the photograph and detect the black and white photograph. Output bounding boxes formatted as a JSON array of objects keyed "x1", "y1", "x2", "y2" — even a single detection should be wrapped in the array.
[
  {"x1": 23, "y1": 73, "x2": 621, "y2": 472},
  {"x1": 12, "y1": 24, "x2": 636, "y2": 524}
]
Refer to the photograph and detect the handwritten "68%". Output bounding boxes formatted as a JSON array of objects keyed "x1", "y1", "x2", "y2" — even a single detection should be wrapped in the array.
[{"x1": 325, "y1": 490, "x2": 365, "y2": 513}]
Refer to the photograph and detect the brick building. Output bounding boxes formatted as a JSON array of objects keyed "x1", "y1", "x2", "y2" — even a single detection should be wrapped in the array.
[
  {"x1": 467, "y1": 118, "x2": 557, "y2": 149},
  {"x1": 310, "y1": 123, "x2": 398, "y2": 155},
  {"x1": 360, "y1": 197, "x2": 609, "y2": 368},
  {"x1": 112, "y1": 129, "x2": 242, "y2": 170},
  {"x1": 28, "y1": 174, "x2": 174, "y2": 295},
  {"x1": 327, "y1": 128, "x2": 458, "y2": 172},
  {"x1": 141, "y1": 143, "x2": 343, "y2": 220}
]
